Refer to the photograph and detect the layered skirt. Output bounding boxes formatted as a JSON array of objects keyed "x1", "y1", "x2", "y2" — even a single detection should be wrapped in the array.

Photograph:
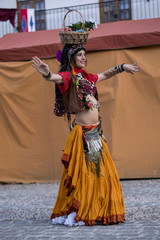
[{"x1": 51, "y1": 121, "x2": 125, "y2": 226}]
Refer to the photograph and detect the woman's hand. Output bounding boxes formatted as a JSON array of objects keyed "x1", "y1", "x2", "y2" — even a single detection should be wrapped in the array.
[
  {"x1": 123, "y1": 63, "x2": 140, "y2": 74},
  {"x1": 31, "y1": 56, "x2": 64, "y2": 84},
  {"x1": 31, "y1": 56, "x2": 50, "y2": 76}
]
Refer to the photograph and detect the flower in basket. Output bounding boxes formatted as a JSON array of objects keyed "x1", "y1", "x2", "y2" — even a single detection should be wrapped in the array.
[
  {"x1": 85, "y1": 19, "x2": 98, "y2": 30},
  {"x1": 67, "y1": 19, "x2": 97, "y2": 32}
]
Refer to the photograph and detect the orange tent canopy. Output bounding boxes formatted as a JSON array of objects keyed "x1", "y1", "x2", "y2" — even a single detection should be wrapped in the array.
[{"x1": 0, "y1": 18, "x2": 160, "y2": 62}]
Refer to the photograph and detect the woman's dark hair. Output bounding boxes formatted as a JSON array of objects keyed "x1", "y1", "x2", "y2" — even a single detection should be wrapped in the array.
[{"x1": 59, "y1": 44, "x2": 86, "y2": 72}]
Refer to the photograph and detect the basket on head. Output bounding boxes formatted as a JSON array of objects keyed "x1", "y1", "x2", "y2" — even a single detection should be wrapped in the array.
[{"x1": 59, "y1": 9, "x2": 89, "y2": 45}]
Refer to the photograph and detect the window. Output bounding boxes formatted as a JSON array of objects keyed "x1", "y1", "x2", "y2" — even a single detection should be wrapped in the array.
[
  {"x1": 100, "y1": 0, "x2": 131, "y2": 23},
  {"x1": 17, "y1": 0, "x2": 46, "y2": 31},
  {"x1": 119, "y1": 0, "x2": 131, "y2": 21},
  {"x1": 35, "y1": 0, "x2": 45, "y2": 30}
]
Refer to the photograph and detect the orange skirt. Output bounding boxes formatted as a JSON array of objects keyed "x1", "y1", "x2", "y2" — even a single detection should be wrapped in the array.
[{"x1": 51, "y1": 122, "x2": 125, "y2": 226}]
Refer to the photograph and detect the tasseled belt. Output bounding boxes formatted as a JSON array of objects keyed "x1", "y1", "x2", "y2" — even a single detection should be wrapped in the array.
[{"x1": 70, "y1": 119, "x2": 106, "y2": 176}]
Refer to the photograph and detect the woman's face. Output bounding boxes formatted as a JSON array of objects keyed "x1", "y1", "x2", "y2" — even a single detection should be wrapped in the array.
[{"x1": 74, "y1": 50, "x2": 86, "y2": 68}]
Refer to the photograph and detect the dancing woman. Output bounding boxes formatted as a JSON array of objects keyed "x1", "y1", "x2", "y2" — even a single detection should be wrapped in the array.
[{"x1": 32, "y1": 44, "x2": 140, "y2": 226}]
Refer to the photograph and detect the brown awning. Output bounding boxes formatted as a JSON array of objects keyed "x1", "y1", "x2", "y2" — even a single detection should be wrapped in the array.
[{"x1": 0, "y1": 18, "x2": 160, "y2": 62}]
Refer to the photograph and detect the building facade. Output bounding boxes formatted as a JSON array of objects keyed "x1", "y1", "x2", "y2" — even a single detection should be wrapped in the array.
[{"x1": 0, "y1": 0, "x2": 160, "y2": 37}]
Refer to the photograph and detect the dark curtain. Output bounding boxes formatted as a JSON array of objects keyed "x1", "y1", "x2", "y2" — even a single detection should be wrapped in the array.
[{"x1": 0, "y1": 8, "x2": 17, "y2": 27}]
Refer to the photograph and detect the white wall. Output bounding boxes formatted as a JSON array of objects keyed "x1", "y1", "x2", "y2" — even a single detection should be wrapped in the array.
[
  {"x1": 45, "y1": 0, "x2": 100, "y2": 30},
  {"x1": 45, "y1": 0, "x2": 98, "y2": 10},
  {"x1": 0, "y1": 0, "x2": 17, "y2": 38},
  {"x1": 0, "y1": 0, "x2": 17, "y2": 8},
  {"x1": 131, "y1": 0, "x2": 160, "y2": 20}
]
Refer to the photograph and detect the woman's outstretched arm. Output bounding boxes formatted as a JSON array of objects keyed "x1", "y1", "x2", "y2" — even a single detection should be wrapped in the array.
[
  {"x1": 31, "y1": 56, "x2": 64, "y2": 84},
  {"x1": 97, "y1": 63, "x2": 140, "y2": 83}
]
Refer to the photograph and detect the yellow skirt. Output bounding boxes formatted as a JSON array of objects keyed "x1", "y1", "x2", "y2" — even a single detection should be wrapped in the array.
[{"x1": 51, "y1": 122, "x2": 125, "y2": 226}]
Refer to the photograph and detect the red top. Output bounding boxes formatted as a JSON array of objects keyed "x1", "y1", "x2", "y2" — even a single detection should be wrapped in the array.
[{"x1": 57, "y1": 68, "x2": 98, "y2": 95}]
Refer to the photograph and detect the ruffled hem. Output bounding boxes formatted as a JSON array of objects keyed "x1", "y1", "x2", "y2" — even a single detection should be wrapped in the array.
[
  {"x1": 51, "y1": 211, "x2": 125, "y2": 226},
  {"x1": 51, "y1": 197, "x2": 125, "y2": 226},
  {"x1": 76, "y1": 213, "x2": 125, "y2": 226},
  {"x1": 51, "y1": 197, "x2": 80, "y2": 219}
]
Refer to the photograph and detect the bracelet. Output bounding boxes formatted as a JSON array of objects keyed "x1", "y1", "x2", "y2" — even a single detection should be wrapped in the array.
[
  {"x1": 113, "y1": 63, "x2": 125, "y2": 73},
  {"x1": 117, "y1": 63, "x2": 125, "y2": 73},
  {"x1": 108, "y1": 63, "x2": 125, "y2": 77},
  {"x1": 42, "y1": 71, "x2": 51, "y2": 80}
]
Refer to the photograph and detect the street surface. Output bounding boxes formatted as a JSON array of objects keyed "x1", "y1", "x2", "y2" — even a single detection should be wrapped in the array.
[{"x1": 0, "y1": 179, "x2": 160, "y2": 240}]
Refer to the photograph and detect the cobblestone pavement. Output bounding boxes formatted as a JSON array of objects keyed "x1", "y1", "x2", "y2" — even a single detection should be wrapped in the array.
[{"x1": 0, "y1": 179, "x2": 160, "y2": 240}]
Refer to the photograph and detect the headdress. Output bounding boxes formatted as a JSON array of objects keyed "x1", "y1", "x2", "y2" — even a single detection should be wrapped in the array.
[
  {"x1": 56, "y1": 44, "x2": 86, "y2": 64},
  {"x1": 68, "y1": 44, "x2": 86, "y2": 62}
]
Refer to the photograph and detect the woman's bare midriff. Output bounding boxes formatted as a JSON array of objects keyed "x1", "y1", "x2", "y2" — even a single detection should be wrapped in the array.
[{"x1": 75, "y1": 94, "x2": 99, "y2": 126}]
